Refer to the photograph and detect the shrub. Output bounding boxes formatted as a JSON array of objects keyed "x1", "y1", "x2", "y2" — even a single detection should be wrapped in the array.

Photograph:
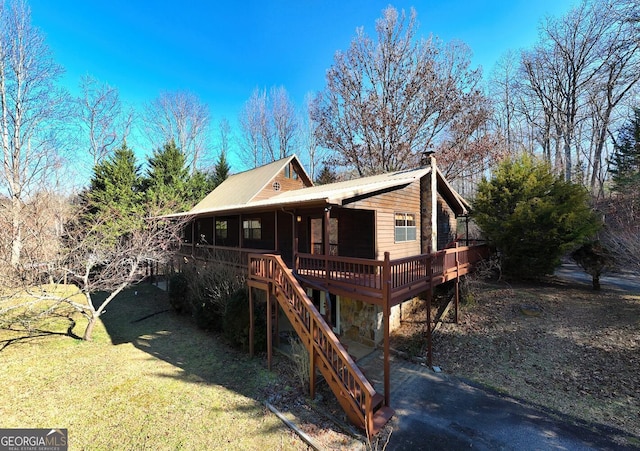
[
  {"x1": 287, "y1": 337, "x2": 310, "y2": 391},
  {"x1": 571, "y1": 241, "x2": 614, "y2": 290},
  {"x1": 168, "y1": 272, "x2": 190, "y2": 314},
  {"x1": 473, "y1": 154, "x2": 601, "y2": 279},
  {"x1": 223, "y1": 287, "x2": 267, "y2": 352}
]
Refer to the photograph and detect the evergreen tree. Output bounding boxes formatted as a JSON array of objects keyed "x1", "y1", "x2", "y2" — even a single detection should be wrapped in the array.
[
  {"x1": 211, "y1": 151, "x2": 231, "y2": 188},
  {"x1": 473, "y1": 154, "x2": 600, "y2": 278},
  {"x1": 315, "y1": 165, "x2": 338, "y2": 185},
  {"x1": 143, "y1": 139, "x2": 191, "y2": 212},
  {"x1": 185, "y1": 169, "x2": 216, "y2": 207},
  {"x1": 85, "y1": 141, "x2": 143, "y2": 238},
  {"x1": 609, "y1": 108, "x2": 640, "y2": 194}
]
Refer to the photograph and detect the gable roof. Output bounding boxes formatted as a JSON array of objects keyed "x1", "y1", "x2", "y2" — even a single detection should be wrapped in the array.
[
  {"x1": 190, "y1": 155, "x2": 311, "y2": 214},
  {"x1": 173, "y1": 160, "x2": 470, "y2": 218}
]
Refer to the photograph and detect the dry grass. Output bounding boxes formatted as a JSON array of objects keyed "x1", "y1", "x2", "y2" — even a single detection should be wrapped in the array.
[{"x1": 0, "y1": 283, "x2": 306, "y2": 450}]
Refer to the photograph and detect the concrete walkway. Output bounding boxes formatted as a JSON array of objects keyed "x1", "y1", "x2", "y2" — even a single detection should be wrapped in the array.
[{"x1": 357, "y1": 352, "x2": 638, "y2": 450}]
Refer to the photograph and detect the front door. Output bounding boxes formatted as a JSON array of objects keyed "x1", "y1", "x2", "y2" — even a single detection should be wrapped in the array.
[{"x1": 309, "y1": 216, "x2": 338, "y2": 255}]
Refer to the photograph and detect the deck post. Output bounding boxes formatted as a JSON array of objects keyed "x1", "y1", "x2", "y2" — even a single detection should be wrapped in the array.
[
  {"x1": 249, "y1": 286, "x2": 254, "y2": 358},
  {"x1": 267, "y1": 285, "x2": 273, "y2": 371},
  {"x1": 309, "y1": 322, "x2": 316, "y2": 400},
  {"x1": 324, "y1": 207, "x2": 330, "y2": 286},
  {"x1": 427, "y1": 288, "x2": 433, "y2": 367},
  {"x1": 383, "y1": 251, "x2": 391, "y2": 407},
  {"x1": 427, "y1": 257, "x2": 433, "y2": 367},
  {"x1": 455, "y1": 244, "x2": 460, "y2": 324}
]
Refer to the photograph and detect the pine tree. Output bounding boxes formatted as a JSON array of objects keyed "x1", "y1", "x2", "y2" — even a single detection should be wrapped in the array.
[
  {"x1": 85, "y1": 141, "x2": 143, "y2": 239},
  {"x1": 609, "y1": 108, "x2": 640, "y2": 194},
  {"x1": 211, "y1": 151, "x2": 231, "y2": 188},
  {"x1": 143, "y1": 139, "x2": 191, "y2": 212},
  {"x1": 185, "y1": 170, "x2": 216, "y2": 207},
  {"x1": 315, "y1": 165, "x2": 338, "y2": 185}
]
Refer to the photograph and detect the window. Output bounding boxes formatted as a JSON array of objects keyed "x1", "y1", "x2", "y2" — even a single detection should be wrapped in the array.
[
  {"x1": 243, "y1": 218, "x2": 262, "y2": 240},
  {"x1": 395, "y1": 213, "x2": 416, "y2": 242},
  {"x1": 284, "y1": 163, "x2": 298, "y2": 180},
  {"x1": 215, "y1": 220, "x2": 228, "y2": 240}
]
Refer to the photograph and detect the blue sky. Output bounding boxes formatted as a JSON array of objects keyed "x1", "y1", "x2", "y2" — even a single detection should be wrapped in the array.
[{"x1": 29, "y1": 0, "x2": 574, "y2": 168}]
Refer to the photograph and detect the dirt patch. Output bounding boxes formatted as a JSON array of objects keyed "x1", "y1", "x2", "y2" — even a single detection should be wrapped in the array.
[{"x1": 390, "y1": 276, "x2": 640, "y2": 439}]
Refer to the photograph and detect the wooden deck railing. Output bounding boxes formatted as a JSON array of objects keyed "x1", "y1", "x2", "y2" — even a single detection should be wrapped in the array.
[
  {"x1": 296, "y1": 244, "x2": 490, "y2": 306},
  {"x1": 177, "y1": 243, "x2": 275, "y2": 267},
  {"x1": 248, "y1": 254, "x2": 392, "y2": 434}
]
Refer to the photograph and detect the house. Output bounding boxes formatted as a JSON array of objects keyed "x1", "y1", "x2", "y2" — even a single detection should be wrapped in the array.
[{"x1": 171, "y1": 155, "x2": 488, "y2": 435}]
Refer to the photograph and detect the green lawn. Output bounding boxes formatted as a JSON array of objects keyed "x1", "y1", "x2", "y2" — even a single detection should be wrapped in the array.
[{"x1": 0, "y1": 284, "x2": 305, "y2": 450}]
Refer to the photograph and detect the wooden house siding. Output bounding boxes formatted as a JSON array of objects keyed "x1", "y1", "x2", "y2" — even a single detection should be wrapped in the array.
[
  {"x1": 342, "y1": 180, "x2": 421, "y2": 260},
  {"x1": 437, "y1": 195, "x2": 458, "y2": 249},
  {"x1": 252, "y1": 161, "x2": 310, "y2": 202}
]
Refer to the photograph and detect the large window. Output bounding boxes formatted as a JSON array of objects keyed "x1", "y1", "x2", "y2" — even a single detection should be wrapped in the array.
[
  {"x1": 243, "y1": 218, "x2": 262, "y2": 240},
  {"x1": 395, "y1": 213, "x2": 416, "y2": 242}
]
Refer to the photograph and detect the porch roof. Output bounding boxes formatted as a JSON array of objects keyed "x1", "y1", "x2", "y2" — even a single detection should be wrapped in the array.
[{"x1": 170, "y1": 163, "x2": 469, "y2": 218}]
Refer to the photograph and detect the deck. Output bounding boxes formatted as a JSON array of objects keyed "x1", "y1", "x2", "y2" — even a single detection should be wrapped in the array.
[{"x1": 295, "y1": 244, "x2": 491, "y2": 306}]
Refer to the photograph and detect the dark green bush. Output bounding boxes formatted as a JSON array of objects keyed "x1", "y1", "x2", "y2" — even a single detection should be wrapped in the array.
[
  {"x1": 473, "y1": 154, "x2": 601, "y2": 279},
  {"x1": 190, "y1": 285, "x2": 222, "y2": 331},
  {"x1": 168, "y1": 272, "x2": 190, "y2": 314}
]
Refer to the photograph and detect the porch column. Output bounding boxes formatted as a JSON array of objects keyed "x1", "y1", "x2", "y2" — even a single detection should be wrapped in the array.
[
  {"x1": 323, "y1": 207, "x2": 331, "y2": 256},
  {"x1": 274, "y1": 211, "x2": 278, "y2": 252},
  {"x1": 324, "y1": 207, "x2": 330, "y2": 287},
  {"x1": 455, "y1": 245, "x2": 460, "y2": 324},
  {"x1": 430, "y1": 156, "x2": 438, "y2": 253},
  {"x1": 249, "y1": 286, "x2": 254, "y2": 357},
  {"x1": 383, "y1": 251, "x2": 391, "y2": 407},
  {"x1": 267, "y1": 285, "x2": 273, "y2": 371}
]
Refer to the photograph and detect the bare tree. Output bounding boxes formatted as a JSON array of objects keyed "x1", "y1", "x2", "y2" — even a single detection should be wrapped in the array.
[
  {"x1": 76, "y1": 75, "x2": 132, "y2": 168},
  {"x1": 518, "y1": 0, "x2": 640, "y2": 189},
  {"x1": 489, "y1": 51, "x2": 534, "y2": 155},
  {"x1": 311, "y1": 6, "x2": 489, "y2": 177},
  {"x1": 600, "y1": 192, "x2": 640, "y2": 273},
  {"x1": 268, "y1": 86, "x2": 297, "y2": 160},
  {"x1": 0, "y1": 0, "x2": 67, "y2": 270},
  {"x1": 238, "y1": 86, "x2": 298, "y2": 169},
  {"x1": 143, "y1": 90, "x2": 211, "y2": 174},
  {"x1": 0, "y1": 208, "x2": 189, "y2": 341},
  {"x1": 238, "y1": 87, "x2": 267, "y2": 169},
  {"x1": 217, "y1": 117, "x2": 232, "y2": 160},
  {"x1": 300, "y1": 93, "x2": 325, "y2": 180}
]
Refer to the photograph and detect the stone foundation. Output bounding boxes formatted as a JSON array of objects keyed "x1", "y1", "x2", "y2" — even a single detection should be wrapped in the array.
[{"x1": 339, "y1": 295, "x2": 425, "y2": 346}]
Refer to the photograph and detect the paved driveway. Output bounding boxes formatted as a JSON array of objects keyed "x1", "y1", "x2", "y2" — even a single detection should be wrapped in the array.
[
  {"x1": 555, "y1": 261, "x2": 640, "y2": 293},
  {"x1": 357, "y1": 349, "x2": 637, "y2": 450}
]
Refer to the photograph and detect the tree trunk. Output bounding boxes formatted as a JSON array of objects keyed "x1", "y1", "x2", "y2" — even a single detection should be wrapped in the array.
[{"x1": 83, "y1": 315, "x2": 98, "y2": 341}]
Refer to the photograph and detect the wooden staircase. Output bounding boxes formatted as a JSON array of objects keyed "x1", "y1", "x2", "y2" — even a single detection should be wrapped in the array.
[{"x1": 248, "y1": 254, "x2": 394, "y2": 436}]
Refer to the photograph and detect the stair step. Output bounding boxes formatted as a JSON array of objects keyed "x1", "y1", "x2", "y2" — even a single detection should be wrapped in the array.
[
  {"x1": 371, "y1": 393, "x2": 385, "y2": 412},
  {"x1": 371, "y1": 406, "x2": 395, "y2": 435}
]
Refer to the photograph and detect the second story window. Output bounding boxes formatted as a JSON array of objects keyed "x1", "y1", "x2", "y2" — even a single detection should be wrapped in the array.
[{"x1": 395, "y1": 213, "x2": 416, "y2": 242}]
